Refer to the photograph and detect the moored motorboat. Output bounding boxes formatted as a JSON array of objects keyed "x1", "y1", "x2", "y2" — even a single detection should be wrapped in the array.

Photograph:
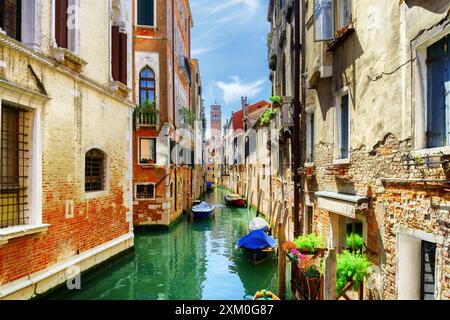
[
  {"x1": 249, "y1": 217, "x2": 270, "y2": 233},
  {"x1": 224, "y1": 194, "x2": 247, "y2": 208},
  {"x1": 237, "y1": 230, "x2": 276, "y2": 265},
  {"x1": 192, "y1": 202, "x2": 215, "y2": 219}
]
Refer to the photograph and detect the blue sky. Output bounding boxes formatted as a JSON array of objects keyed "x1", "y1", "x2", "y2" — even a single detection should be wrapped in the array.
[{"x1": 190, "y1": 0, "x2": 271, "y2": 134}]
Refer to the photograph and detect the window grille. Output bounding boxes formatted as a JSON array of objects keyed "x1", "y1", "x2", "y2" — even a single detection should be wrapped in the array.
[
  {"x1": 1, "y1": 104, "x2": 29, "y2": 228},
  {"x1": 85, "y1": 149, "x2": 105, "y2": 192},
  {"x1": 136, "y1": 184, "x2": 155, "y2": 200}
]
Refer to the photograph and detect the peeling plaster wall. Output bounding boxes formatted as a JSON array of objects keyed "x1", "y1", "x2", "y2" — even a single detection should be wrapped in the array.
[{"x1": 304, "y1": 0, "x2": 450, "y2": 300}]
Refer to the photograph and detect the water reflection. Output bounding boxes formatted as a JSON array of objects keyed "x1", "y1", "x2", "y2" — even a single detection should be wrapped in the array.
[{"x1": 44, "y1": 188, "x2": 280, "y2": 300}]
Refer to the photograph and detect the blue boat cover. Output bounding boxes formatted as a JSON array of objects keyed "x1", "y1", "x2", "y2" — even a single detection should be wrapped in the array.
[
  {"x1": 237, "y1": 230, "x2": 276, "y2": 250},
  {"x1": 207, "y1": 182, "x2": 213, "y2": 188}
]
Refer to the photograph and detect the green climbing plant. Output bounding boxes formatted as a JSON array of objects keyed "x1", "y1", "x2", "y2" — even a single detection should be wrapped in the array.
[
  {"x1": 259, "y1": 108, "x2": 277, "y2": 126},
  {"x1": 269, "y1": 95, "x2": 282, "y2": 105},
  {"x1": 179, "y1": 106, "x2": 197, "y2": 125}
]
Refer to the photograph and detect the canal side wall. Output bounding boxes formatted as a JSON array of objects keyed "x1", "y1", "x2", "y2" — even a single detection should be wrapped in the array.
[{"x1": 0, "y1": 234, "x2": 134, "y2": 300}]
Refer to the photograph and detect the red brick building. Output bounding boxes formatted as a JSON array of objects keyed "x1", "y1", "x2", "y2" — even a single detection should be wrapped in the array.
[{"x1": 132, "y1": 0, "x2": 202, "y2": 227}]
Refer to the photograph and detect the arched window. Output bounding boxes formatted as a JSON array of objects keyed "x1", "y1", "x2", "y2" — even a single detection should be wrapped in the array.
[
  {"x1": 85, "y1": 149, "x2": 106, "y2": 192},
  {"x1": 139, "y1": 67, "x2": 156, "y2": 106}
]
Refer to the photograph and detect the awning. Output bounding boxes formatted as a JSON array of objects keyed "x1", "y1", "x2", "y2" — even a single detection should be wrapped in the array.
[{"x1": 315, "y1": 191, "x2": 370, "y2": 219}]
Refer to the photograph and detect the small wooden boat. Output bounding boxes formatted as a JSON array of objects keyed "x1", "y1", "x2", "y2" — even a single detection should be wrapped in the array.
[
  {"x1": 224, "y1": 194, "x2": 247, "y2": 208},
  {"x1": 237, "y1": 230, "x2": 276, "y2": 265},
  {"x1": 253, "y1": 290, "x2": 281, "y2": 301},
  {"x1": 241, "y1": 247, "x2": 275, "y2": 265},
  {"x1": 192, "y1": 202, "x2": 215, "y2": 219},
  {"x1": 249, "y1": 217, "x2": 270, "y2": 233}
]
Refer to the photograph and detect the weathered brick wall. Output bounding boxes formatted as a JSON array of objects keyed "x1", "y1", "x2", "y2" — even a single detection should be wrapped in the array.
[
  {"x1": 305, "y1": 131, "x2": 450, "y2": 299},
  {"x1": 0, "y1": 62, "x2": 132, "y2": 285}
]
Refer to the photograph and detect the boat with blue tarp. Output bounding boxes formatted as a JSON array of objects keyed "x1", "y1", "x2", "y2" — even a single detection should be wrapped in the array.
[{"x1": 237, "y1": 230, "x2": 276, "y2": 265}]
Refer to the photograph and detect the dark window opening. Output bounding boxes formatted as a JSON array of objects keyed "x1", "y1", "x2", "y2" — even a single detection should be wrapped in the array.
[
  {"x1": 85, "y1": 149, "x2": 105, "y2": 192},
  {"x1": 340, "y1": 94, "x2": 349, "y2": 159},
  {"x1": 0, "y1": 0, "x2": 21, "y2": 41},
  {"x1": 421, "y1": 241, "x2": 436, "y2": 300},
  {"x1": 305, "y1": 206, "x2": 314, "y2": 235},
  {"x1": 136, "y1": 184, "x2": 155, "y2": 199},
  {"x1": 137, "y1": 0, "x2": 155, "y2": 26},
  {"x1": 426, "y1": 35, "x2": 450, "y2": 148},
  {"x1": 1, "y1": 103, "x2": 29, "y2": 228}
]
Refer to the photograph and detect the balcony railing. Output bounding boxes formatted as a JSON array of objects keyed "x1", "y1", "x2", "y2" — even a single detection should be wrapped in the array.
[{"x1": 134, "y1": 108, "x2": 158, "y2": 128}]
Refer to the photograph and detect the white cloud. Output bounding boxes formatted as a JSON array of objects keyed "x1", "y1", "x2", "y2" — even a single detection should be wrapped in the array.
[
  {"x1": 191, "y1": 46, "x2": 216, "y2": 56},
  {"x1": 216, "y1": 76, "x2": 265, "y2": 105}
]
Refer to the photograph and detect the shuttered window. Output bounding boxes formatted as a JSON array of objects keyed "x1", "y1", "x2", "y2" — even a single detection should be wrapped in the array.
[
  {"x1": 0, "y1": 0, "x2": 21, "y2": 41},
  {"x1": 137, "y1": 0, "x2": 155, "y2": 26},
  {"x1": 426, "y1": 35, "x2": 450, "y2": 148},
  {"x1": 55, "y1": 0, "x2": 68, "y2": 49},
  {"x1": 111, "y1": 26, "x2": 128, "y2": 85}
]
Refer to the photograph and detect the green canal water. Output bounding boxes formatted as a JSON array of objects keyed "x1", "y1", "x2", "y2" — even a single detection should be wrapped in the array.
[{"x1": 45, "y1": 188, "x2": 288, "y2": 300}]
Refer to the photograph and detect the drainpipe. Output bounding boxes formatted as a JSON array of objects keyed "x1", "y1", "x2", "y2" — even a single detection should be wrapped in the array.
[{"x1": 292, "y1": 0, "x2": 304, "y2": 238}]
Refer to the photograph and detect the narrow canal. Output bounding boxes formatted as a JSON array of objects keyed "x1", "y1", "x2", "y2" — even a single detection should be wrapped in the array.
[{"x1": 45, "y1": 188, "x2": 285, "y2": 300}]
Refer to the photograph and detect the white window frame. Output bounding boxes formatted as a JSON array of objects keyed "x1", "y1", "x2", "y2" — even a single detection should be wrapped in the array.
[
  {"x1": 21, "y1": 0, "x2": 41, "y2": 50},
  {"x1": 135, "y1": 0, "x2": 157, "y2": 28},
  {"x1": 412, "y1": 25, "x2": 450, "y2": 156},
  {"x1": 50, "y1": 0, "x2": 80, "y2": 54},
  {"x1": 134, "y1": 182, "x2": 156, "y2": 201},
  {"x1": 334, "y1": 87, "x2": 350, "y2": 163},
  {"x1": 0, "y1": 91, "x2": 49, "y2": 242},
  {"x1": 138, "y1": 137, "x2": 157, "y2": 165},
  {"x1": 335, "y1": 0, "x2": 352, "y2": 32}
]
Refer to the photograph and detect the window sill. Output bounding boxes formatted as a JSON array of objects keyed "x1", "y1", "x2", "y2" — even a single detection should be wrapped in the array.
[
  {"x1": 333, "y1": 158, "x2": 350, "y2": 165},
  {"x1": 304, "y1": 162, "x2": 315, "y2": 168},
  {"x1": 0, "y1": 224, "x2": 50, "y2": 246},
  {"x1": 50, "y1": 47, "x2": 87, "y2": 73},
  {"x1": 85, "y1": 191, "x2": 109, "y2": 200},
  {"x1": 412, "y1": 146, "x2": 450, "y2": 158}
]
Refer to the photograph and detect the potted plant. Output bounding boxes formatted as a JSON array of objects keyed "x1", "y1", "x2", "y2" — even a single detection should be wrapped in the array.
[
  {"x1": 294, "y1": 233, "x2": 326, "y2": 253},
  {"x1": 269, "y1": 95, "x2": 282, "y2": 108},
  {"x1": 335, "y1": 250, "x2": 372, "y2": 297},
  {"x1": 346, "y1": 233, "x2": 364, "y2": 251},
  {"x1": 135, "y1": 100, "x2": 159, "y2": 125},
  {"x1": 299, "y1": 255, "x2": 322, "y2": 300}
]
